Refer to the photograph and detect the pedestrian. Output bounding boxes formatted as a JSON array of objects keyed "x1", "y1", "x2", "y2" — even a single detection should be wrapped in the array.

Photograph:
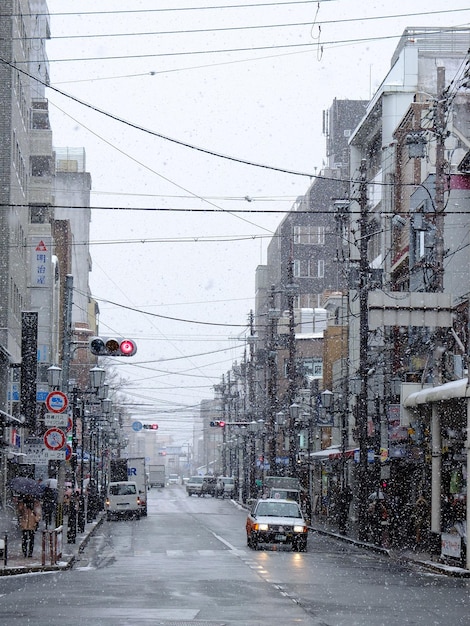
[
  {"x1": 300, "y1": 491, "x2": 312, "y2": 525},
  {"x1": 414, "y1": 493, "x2": 429, "y2": 547},
  {"x1": 338, "y1": 486, "x2": 352, "y2": 534},
  {"x1": 17, "y1": 496, "x2": 41, "y2": 558},
  {"x1": 86, "y1": 479, "x2": 100, "y2": 521},
  {"x1": 368, "y1": 497, "x2": 388, "y2": 546},
  {"x1": 43, "y1": 484, "x2": 57, "y2": 528}
]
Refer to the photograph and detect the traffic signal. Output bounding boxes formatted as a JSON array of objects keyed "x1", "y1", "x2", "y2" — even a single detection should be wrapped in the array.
[
  {"x1": 209, "y1": 420, "x2": 226, "y2": 427},
  {"x1": 89, "y1": 336, "x2": 137, "y2": 357},
  {"x1": 142, "y1": 424, "x2": 158, "y2": 430}
]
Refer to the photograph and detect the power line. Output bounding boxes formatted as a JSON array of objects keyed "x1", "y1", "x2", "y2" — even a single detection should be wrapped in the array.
[{"x1": 17, "y1": 8, "x2": 470, "y2": 42}]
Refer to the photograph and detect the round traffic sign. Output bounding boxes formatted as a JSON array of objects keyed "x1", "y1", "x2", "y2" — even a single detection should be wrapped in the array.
[
  {"x1": 45, "y1": 391, "x2": 68, "y2": 414},
  {"x1": 132, "y1": 421, "x2": 143, "y2": 432},
  {"x1": 65, "y1": 444, "x2": 72, "y2": 461},
  {"x1": 44, "y1": 427, "x2": 66, "y2": 451}
]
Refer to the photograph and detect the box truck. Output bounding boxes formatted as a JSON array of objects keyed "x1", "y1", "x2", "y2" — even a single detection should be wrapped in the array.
[{"x1": 148, "y1": 464, "x2": 165, "y2": 488}]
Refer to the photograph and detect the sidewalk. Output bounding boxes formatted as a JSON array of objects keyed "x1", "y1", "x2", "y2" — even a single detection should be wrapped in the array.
[
  {"x1": 0, "y1": 511, "x2": 104, "y2": 576},
  {"x1": 310, "y1": 516, "x2": 470, "y2": 578}
]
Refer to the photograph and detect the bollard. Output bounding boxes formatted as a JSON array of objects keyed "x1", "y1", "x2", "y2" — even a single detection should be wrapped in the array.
[{"x1": 1, "y1": 532, "x2": 7, "y2": 566}]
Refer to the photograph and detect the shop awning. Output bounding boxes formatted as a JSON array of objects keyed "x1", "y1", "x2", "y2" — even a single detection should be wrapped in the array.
[
  {"x1": 309, "y1": 446, "x2": 340, "y2": 460},
  {"x1": 328, "y1": 448, "x2": 358, "y2": 460},
  {"x1": 404, "y1": 377, "x2": 470, "y2": 408}
]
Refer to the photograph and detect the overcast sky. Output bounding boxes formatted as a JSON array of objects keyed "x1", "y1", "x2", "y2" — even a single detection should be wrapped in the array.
[{"x1": 45, "y1": 0, "x2": 470, "y2": 444}]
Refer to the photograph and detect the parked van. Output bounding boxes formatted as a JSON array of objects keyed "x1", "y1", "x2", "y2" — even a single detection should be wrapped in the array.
[{"x1": 106, "y1": 481, "x2": 141, "y2": 520}]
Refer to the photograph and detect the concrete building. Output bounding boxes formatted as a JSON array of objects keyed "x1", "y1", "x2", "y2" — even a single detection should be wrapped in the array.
[{"x1": 345, "y1": 27, "x2": 470, "y2": 548}]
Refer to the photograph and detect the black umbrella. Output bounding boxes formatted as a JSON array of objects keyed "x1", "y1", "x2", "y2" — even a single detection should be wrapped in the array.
[{"x1": 9, "y1": 477, "x2": 45, "y2": 499}]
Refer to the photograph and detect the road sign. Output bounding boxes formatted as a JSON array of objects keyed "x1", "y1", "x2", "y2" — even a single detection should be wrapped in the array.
[
  {"x1": 65, "y1": 445, "x2": 72, "y2": 461},
  {"x1": 44, "y1": 427, "x2": 66, "y2": 451},
  {"x1": 44, "y1": 413, "x2": 69, "y2": 427},
  {"x1": 132, "y1": 421, "x2": 143, "y2": 432},
  {"x1": 45, "y1": 391, "x2": 68, "y2": 414}
]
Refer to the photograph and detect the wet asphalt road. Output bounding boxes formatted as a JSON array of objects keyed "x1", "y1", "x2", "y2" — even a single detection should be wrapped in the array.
[{"x1": 0, "y1": 485, "x2": 469, "y2": 625}]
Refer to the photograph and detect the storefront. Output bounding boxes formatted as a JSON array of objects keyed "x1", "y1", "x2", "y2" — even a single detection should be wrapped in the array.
[{"x1": 404, "y1": 378, "x2": 469, "y2": 567}]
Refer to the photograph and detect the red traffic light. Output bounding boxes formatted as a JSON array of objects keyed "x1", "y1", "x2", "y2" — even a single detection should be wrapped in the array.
[
  {"x1": 218, "y1": 421, "x2": 225, "y2": 427},
  {"x1": 90, "y1": 336, "x2": 137, "y2": 357}
]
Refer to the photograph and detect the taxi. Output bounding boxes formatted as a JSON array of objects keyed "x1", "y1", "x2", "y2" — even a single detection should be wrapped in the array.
[{"x1": 245, "y1": 498, "x2": 308, "y2": 551}]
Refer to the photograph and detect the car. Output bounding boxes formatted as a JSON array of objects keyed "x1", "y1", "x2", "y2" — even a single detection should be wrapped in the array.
[
  {"x1": 105, "y1": 481, "x2": 141, "y2": 521},
  {"x1": 246, "y1": 498, "x2": 309, "y2": 551},
  {"x1": 186, "y1": 475, "x2": 204, "y2": 496},
  {"x1": 168, "y1": 474, "x2": 180, "y2": 485}
]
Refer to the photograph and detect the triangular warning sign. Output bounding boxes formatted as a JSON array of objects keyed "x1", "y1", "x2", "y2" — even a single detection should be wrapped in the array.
[{"x1": 36, "y1": 240, "x2": 47, "y2": 251}]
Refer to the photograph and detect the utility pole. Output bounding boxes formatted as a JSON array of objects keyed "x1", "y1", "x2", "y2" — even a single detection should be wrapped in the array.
[
  {"x1": 286, "y1": 257, "x2": 297, "y2": 477},
  {"x1": 430, "y1": 66, "x2": 447, "y2": 551},
  {"x1": 247, "y1": 311, "x2": 257, "y2": 498},
  {"x1": 266, "y1": 286, "x2": 279, "y2": 473},
  {"x1": 57, "y1": 274, "x2": 73, "y2": 530},
  {"x1": 357, "y1": 159, "x2": 370, "y2": 541}
]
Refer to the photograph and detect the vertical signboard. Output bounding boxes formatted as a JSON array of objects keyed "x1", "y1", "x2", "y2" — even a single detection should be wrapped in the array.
[
  {"x1": 31, "y1": 238, "x2": 51, "y2": 287},
  {"x1": 21, "y1": 312, "x2": 38, "y2": 430}
]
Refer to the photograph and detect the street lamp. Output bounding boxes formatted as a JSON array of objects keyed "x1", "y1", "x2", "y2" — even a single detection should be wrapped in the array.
[
  {"x1": 75, "y1": 367, "x2": 106, "y2": 535},
  {"x1": 89, "y1": 366, "x2": 106, "y2": 390},
  {"x1": 320, "y1": 389, "x2": 333, "y2": 409},
  {"x1": 47, "y1": 364, "x2": 62, "y2": 389}
]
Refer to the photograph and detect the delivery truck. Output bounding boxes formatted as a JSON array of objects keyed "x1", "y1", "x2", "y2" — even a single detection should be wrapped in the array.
[
  {"x1": 148, "y1": 464, "x2": 165, "y2": 488},
  {"x1": 109, "y1": 457, "x2": 148, "y2": 516}
]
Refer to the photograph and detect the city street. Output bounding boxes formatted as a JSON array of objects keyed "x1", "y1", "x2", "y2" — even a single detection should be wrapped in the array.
[{"x1": 0, "y1": 486, "x2": 469, "y2": 626}]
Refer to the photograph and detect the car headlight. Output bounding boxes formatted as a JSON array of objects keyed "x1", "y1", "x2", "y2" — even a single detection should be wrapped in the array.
[
  {"x1": 253, "y1": 523, "x2": 269, "y2": 531},
  {"x1": 294, "y1": 525, "x2": 307, "y2": 533}
]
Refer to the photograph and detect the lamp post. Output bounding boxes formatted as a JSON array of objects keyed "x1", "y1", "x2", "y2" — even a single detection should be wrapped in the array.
[
  {"x1": 76, "y1": 366, "x2": 106, "y2": 534},
  {"x1": 46, "y1": 365, "x2": 63, "y2": 529}
]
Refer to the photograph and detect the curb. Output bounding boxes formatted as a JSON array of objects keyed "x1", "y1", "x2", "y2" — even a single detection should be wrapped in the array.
[{"x1": 311, "y1": 525, "x2": 470, "y2": 578}]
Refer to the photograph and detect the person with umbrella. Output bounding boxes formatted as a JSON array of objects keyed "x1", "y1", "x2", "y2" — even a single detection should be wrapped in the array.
[{"x1": 17, "y1": 495, "x2": 41, "y2": 558}]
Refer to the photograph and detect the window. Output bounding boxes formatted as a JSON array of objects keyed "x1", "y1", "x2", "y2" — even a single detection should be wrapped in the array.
[
  {"x1": 293, "y1": 225, "x2": 325, "y2": 245},
  {"x1": 294, "y1": 259, "x2": 324, "y2": 278},
  {"x1": 30, "y1": 205, "x2": 49, "y2": 224},
  {"x1": 30, "y1": 155, "x2": 52, "y2": 177}
]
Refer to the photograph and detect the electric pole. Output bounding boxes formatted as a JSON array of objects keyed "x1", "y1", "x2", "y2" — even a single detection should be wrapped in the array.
[{"x1": 357, "y1": 159, "x2": 370, "y2": 541}]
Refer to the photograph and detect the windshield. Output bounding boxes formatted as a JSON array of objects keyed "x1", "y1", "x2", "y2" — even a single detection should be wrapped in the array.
[
  {"x1": 109, "y1": 484, "x2": 136, "y2": 496},
  {"x1": 256, "y1": 502, "x2": 301, "y2": 519}
]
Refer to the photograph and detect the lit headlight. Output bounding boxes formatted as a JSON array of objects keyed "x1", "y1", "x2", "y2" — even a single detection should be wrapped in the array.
[
  {"x1": 254, "y1": 523, "x2": 269, "y2": 531},
  {"x1": 294, "y1": 525, "x2": 306, "y2": 533}
]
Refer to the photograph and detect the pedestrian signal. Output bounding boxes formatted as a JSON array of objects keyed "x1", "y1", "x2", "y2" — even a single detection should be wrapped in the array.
[{"x1": 89, "y1": 337, "x2": 137, "y2": 357}]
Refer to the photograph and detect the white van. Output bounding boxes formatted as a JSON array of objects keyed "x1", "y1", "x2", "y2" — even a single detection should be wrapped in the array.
[{"x1": 106, "y1": 481, "x2": 141, "y2": 520}]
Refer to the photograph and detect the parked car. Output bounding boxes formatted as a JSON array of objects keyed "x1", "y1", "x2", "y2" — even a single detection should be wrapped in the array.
[
  {"x1": 245, "y1": 498, "x2": 308, "y2": 551},
  {"x1": 105, "y1": 481, "x2": 141, "y2": 521},
  {"x1": 201, "y1": 475, "x2": 217, "y2": 497},
  {"x1": 186, "y1": 475, "x2": 204, "y2": 496},
  {"x1": 215, "y1": 476, "x2": 234, "y2": 498}
]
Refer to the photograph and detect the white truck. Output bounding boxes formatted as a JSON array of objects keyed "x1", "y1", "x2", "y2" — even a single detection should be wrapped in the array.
[
  {"x1": 110, "y1": 457, "x2": 148, "y2": 516},
  {"x1": 148, "y1": 464, "x2": 165, "y2": 488},
  {"x1": 127, "y1": 457, "x2": 148, "y2": 516}
]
